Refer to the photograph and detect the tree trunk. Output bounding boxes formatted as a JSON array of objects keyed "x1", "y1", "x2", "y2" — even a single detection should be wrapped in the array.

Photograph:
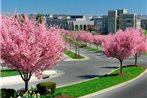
[
  {"x1": 135, "y1": 54, "x2": 138, "y2": 66},
  {"x1": 86, "y1": 42, "x2": 87, "y2": 46},
  {"x1": 75, "y1": 44, "x2": 77, "y2": 57},
  {"x1": 16, "y1": 67, "x2": 32, "y2": 92},
  {"x1": 25, "y1": 80, "x2": 29, "y2": 91},
  {"x1": 69, "y1": 44, "x2": 72, "y2": 52},
  {"x1": 77, "y1": 41, "x2": 80, "y2": 57},
  {"x1": 119, "y1": 60, "x2": 123, "y2": 74},
  {"x1": 78, "y1": 46, "x2": 80, "y2": 57},
  {"x1": 97, "y1": 45, "x2": 99, "y2": 50}
]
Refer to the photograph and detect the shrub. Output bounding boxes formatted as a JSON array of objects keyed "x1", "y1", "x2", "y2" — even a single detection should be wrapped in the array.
[
  {"x1": 36, "y1": 81, "x2": 56, "y2": 95},
  {"x1": 17, "y1": 88, "x2": 25, "y2": 97},
  {"x1": 0, "y1": 88, "x2": 16, "y2": 98},
  {"x1": 17, "y1": 86, "x2": 40, "y2": 98}
]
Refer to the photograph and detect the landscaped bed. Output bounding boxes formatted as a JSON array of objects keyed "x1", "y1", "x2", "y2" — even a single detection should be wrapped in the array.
[
  {"x1": 1, "y1": 66, "x2": 146, "y2": 97},
  {"x1": 54, "y1": 66, "x2": 146, "y2": 97},
  {"x1": 64, "y1": 50, "x2": 84, "y2": 59},
  {"x1": 83, "y1": 46, "x2": 103, "y2": 53}
]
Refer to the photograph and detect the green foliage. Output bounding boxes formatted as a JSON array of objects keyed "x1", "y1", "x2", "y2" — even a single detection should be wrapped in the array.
[
  {"x1": 0, "y1": 88, "x2": 17, "y2": 98},
  {"x1": 144, "y1": 30, "x2": 147, "y2": 34},
  {"x1": 37, "y1": 82, "x2": 56, "y2": 95},
  {"x1": 36, "y1": 14, "x2": 44, "y2": 23},
  {"x1": 55, "y1": 66, "x2": 145, "y2": 97}
]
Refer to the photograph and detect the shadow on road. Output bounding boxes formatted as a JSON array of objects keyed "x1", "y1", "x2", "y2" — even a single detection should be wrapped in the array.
[{"x1": 101, "y1": 66, "x2": 119, "y2": 69}]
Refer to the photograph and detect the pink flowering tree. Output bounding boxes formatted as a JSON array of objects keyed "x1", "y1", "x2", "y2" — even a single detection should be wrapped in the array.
[
  {"x1": 127, "y1": 28, "x2": 147, "y2": 66},
  {"x1": 145, "y1": 39, "x2": 147, "y2": 52},
  {"x1": 79, "y1": 32, "x2": 94, "y2": 47},
  {"x1": 93, "y1": 35, "x2": 104, "y2": 49},
  {"x1": 1, "y1": 15, "x2": 65, "y2": 91},
  {"x1": 103, "y1": 30, "x2": 136, "y2": 74},
  {"x1": 71, "y1": 32, "x2": 81, "y2": 57}
]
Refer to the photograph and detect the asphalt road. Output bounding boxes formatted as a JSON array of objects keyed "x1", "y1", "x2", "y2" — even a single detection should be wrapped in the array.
[
  {"x1": 2, "y1": 48, "x2": 118, "y2": 89},
  {"x1": 1, "y1": 48, "x2": 147, "y2": 98},
  {"x1": 90, "y1": 71, "x2": 147, "y2": 98}
]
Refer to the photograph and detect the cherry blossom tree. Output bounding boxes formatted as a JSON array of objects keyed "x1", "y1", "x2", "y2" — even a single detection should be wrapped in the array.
[
  {"x1": 103, "y1": 30, "x2": 137, "y2": 74},
  {"x1": 145, "y1": 39, "x2": 147, "y2": 52},
  {"x1": 79, "y1": 32, "x2": 94, "y2": 47},
  {"x1": 128, "y1": 28, "x2": 147, "y2": 66},
  {"x1": 1, "y1": 14, "x2": 65, "y2": 91},
  {"x1": 93, "y1": 35, "x2": 104, "y2": 49}
]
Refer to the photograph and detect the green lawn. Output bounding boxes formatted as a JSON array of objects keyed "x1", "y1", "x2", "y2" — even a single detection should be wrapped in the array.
[
  {"x1": 1, "y1": 66, "x2": 146, "y2": 98},
  {"x1": 64, "y1": 50, "x2": 84, "y2": 59},
  {"x1": 144, "y1": 52, "x2": 147, "y2": 56},
  {"x1": 1, "y1": 69, "x2": 19, "y2": 77},
  {"x1": 64, "y1": 36, "x2": 103, "y2": 54},
  {"x1": 54, "y1": 66, "x2": 146, "y2": 97},
  {"x1": 83, "y1": 46, "x2": 103, "y2": 53},
  {"x1": 144, "y1": 30, "x2": 147, "y2": 34}
]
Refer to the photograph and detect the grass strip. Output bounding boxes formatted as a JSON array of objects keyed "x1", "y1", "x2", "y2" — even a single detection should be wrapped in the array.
[
  {"x1": 1, "y1": 69, "x2": 19, "y2": 77},
  {"x1": 144, "y1": 30, "x2": 147, "y2": 34},
  {"x1": 64, "y1": 50, "x2": 84, "y2": 59},
  {"x1": 83, "y1": 46, "x2": 103, "y2": 53},
  {"x1": 54, "y1": 66, "x2": 146, "y2": 97}
]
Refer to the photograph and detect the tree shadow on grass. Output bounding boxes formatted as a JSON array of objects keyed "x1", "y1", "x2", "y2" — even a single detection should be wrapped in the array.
[
  {"x1": 78, "y1": 75, "x2": 102, "y2": 79},
  {"x1": 99, "y1": 73, "x2": 119, "y2": 78},
  {"x1": 1, "y1": 69, "x2": 16, "y2": 72}
]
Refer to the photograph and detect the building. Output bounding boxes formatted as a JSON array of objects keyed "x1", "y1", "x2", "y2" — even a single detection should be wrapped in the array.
[
  {"x1": 101, "y1": 15, "x2": 108, "y2": 34},
  {"x1": 45, "y1": 15, "x2": 94, "y2": 31},
  {"x1": 108, "y1": 9, "x2": 128, "y2": 33},
  {"x1": 138, "y1": 15, "x2": 147, "y2": 30},
  {"x1": 71, "y1": 16, "x2": 94, "y2": 31},
  {"x1": 118, "y1": 14, "x2": 141, "y2": 30},
  {"x1": 30, "y1": 9, "x2": 145, "y2": 33},
  {"x1": 108, "y1": 10, "x2": 117, "y2": 33},
  {"x1": 91, "y1": 16, "x2": 103, "y2": 33},
  {"x1": 45, "y1": 14, "x2": 71, "y2": 30}
]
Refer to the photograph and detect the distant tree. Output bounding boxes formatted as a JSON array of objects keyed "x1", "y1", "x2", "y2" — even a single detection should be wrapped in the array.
[
  {"x1": 1, "y1": 14, "x2": 65, "y2": 91},
  {"x1": 79, "y1": 32, "x2": 94, "y2": 47},
  {"x1": 129, "y1": 28, "x2": 147, "y2": 66},
  {"x1": 93, "y1": 35, "x2": 104, "y2": 49},
  {"x1": 36, "y1": 14, "x2": 45, "y2": 23}
]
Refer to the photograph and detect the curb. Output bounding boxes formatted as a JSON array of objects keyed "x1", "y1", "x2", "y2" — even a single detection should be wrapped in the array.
[
  {"x1": 64, "y1": 50, "x2": 90, "y2": 61},
  {"x1": 57, "y1": 69, "x2": 117, "y2": 88},
  {"x1": 79, "y1": 68, "x2": 147, "y2": 98}
]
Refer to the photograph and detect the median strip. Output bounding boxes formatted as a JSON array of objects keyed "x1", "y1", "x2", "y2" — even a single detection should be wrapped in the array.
[{"x1": 54, "y1": 66, "x2": 146, "y2": 97}]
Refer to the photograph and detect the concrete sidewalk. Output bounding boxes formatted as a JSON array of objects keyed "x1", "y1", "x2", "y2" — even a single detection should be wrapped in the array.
[{"x1": 0, "y1": 70, "x2": 58, "y2": 87}]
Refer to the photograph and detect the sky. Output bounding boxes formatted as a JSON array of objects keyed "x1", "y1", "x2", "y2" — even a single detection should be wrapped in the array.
[{"x1": 1, "y1": 0, "x2": 147, "y2": 16}]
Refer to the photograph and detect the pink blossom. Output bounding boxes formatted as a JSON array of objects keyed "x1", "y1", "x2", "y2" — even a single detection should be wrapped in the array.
[{"x1": 1, "y1": 14, "x2": 65, "y2": 91}]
